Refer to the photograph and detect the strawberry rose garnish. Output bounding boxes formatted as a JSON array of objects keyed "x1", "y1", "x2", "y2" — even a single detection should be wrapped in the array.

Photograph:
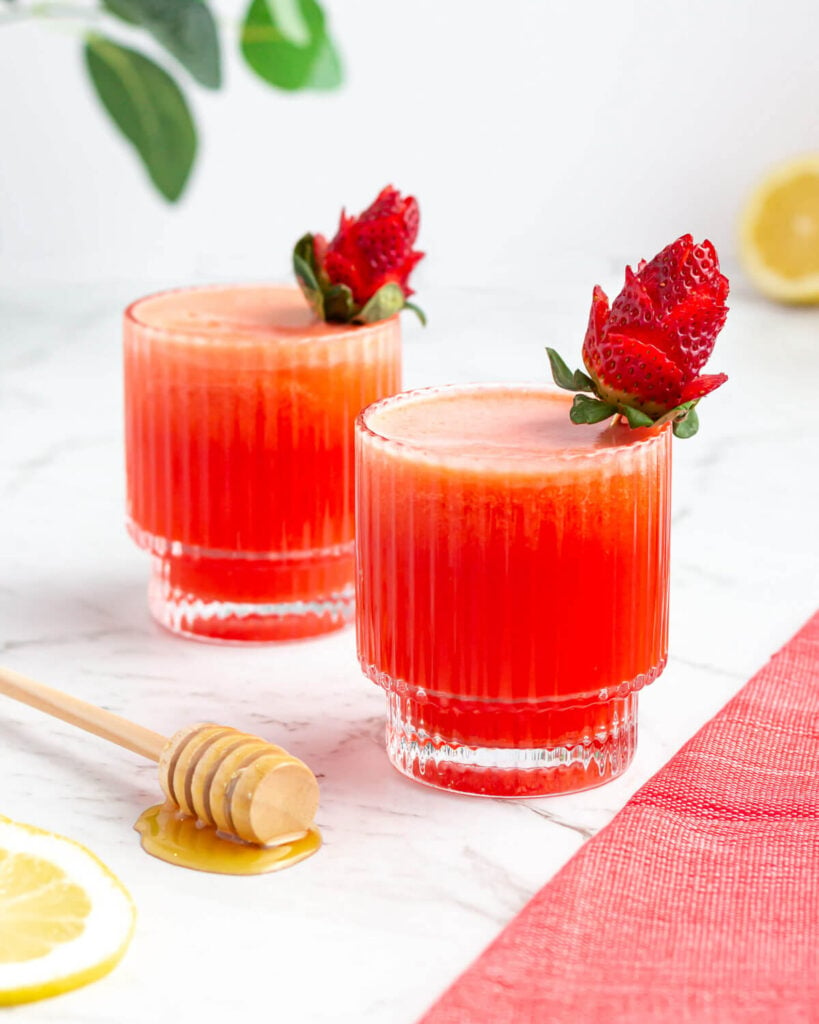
[
  {"x1": 293, "y1": 185, "x2": 425, "y2": 325},
  {"x1": 547, "y1": 235, "x2": 729, "y2": 438}
]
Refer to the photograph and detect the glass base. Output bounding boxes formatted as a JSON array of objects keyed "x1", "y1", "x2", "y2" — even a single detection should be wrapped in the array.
[
  {"x1": 144, "y1": 542, "x2": 354, "y2": 643},
  {"x1": 381, "y1": 687, "x2": 642, "y2": 798}
]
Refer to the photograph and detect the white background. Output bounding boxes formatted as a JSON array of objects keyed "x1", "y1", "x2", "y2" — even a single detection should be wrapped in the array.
[{"x1": 2, "y1": 0, "x2": 819, "y2": 290}]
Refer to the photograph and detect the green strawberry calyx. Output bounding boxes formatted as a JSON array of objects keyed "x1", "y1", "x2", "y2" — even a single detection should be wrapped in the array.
[{"x1": 545, "y1": 347, "x2": 701, "y2": 439}]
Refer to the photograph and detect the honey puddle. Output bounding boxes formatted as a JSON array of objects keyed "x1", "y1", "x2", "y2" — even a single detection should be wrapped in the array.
[{"x1": 134, "y1": 804, "x2": 322, "y2": 875}]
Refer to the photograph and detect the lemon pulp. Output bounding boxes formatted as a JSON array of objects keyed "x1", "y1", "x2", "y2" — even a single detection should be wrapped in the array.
[
  {"x1": 0, "y1": 817, "x2": 135, "y2": 1006},
  {"x1": 741, "y1": 155, "x2": 819, "y2": 302}
]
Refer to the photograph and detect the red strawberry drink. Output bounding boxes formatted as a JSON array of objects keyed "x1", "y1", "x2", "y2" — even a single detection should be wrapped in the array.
[
  {"x1": 357, "y1": 236, "x2": 728, "y2": 796},
  {"x1": 357, "y1": 386, "x2": 670, "y2": 796},
  {"x1": 125, "y1": 188, "x2": 423, "y2": 642}
]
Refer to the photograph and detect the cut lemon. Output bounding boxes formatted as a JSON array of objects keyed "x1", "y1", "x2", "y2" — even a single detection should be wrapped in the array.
[
  {"x1": 0, "y1": 816, "x2": 135, "y2": 1006},
  {"x1": 740, "y1": 155, "x2": 819, "y2": 303}
]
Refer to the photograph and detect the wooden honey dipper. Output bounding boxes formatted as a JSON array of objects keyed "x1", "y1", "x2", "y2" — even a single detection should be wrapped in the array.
[{"x1": 0, "y1": 667, "x2": 319, "y2": 847}]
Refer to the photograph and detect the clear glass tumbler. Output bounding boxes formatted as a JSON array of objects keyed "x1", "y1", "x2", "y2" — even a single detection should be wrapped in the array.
[
  {"x1": 355, "y1": 384, "x2": 671, "y2": 796},
  {"x1": 124, "y1": 284, "x2": 401, "y2": 642}
]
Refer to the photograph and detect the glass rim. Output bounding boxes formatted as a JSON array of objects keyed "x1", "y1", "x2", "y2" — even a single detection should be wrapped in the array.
[
  {"x1": 356, "y1": 382, "x2": 670, "y2": 464},
  {"x1": 123, "y1": 281, "x2": 397, "y2": 342}
]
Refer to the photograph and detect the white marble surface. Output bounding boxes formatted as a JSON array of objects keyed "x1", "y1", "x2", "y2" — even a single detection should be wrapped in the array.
[{"x1": 1, "y1": 280, "x2": 817, "y2": 1023}]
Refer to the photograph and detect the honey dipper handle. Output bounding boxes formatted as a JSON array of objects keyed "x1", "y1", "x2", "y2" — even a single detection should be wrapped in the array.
[{"x1": 0, "y1": 666, "x2": 168, "y2": 762}]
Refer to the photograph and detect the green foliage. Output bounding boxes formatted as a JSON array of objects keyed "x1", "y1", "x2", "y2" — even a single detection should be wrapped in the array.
[
  {"x1": 356, "y1": 283, "x2": 405, "y2": 324},
  {"x1": 84, "y1": 35, "x2": 197, "y2": 201},
  {"x1": 39, "y1": 0, "x2": 344, "y2": 201},
  {"x1": 673, "y1": 407, "x2": 700, "y2": 438},
  {"x1": 622, "y1": 406, "x2": 655, "y2": 428},
  {"x1": 323, "y1": 284, "x2": 356, "y2": 322},
  {"x1": 102, "y1": 0, "x2": 221, "y2": 89},
  {"x1": 569, "y1": 394, "x2": 617, "y2": 425},
  {"x1": 293, "y1": 232, "x2": 326, "y2": 317},
  {"x1": 241, "y1": 0, "x2": 343, "y2": 91},
  {"x1": 545, "y1": 348, "x2": 595, "y2": 392}
]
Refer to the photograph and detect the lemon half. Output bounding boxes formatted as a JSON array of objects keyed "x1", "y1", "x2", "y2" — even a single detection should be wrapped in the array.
[
  {"x1": 0, "y1": 816, "x2": 135, "y2": 1005},
  {"x1": 740, "y1": 155, "x2": 819, "y2": 303}
]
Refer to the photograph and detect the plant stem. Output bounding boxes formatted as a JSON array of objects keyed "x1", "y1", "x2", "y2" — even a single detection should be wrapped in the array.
[{"x1": 0, "y1": 1, "x2": 103, "y2": 24}]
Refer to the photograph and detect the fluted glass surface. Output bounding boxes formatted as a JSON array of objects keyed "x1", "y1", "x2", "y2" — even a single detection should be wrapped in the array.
[
  {"x1": 356, "y1": 384, "x2": 671, "y2": 796},
  {"x1": 124, "y1": 285, "x2": 401, "y2": 641}
]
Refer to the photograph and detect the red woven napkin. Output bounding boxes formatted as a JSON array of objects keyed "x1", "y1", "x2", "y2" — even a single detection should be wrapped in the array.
[{"x1": 421, "y1": 612, "x2": 819, "y2": 1023}]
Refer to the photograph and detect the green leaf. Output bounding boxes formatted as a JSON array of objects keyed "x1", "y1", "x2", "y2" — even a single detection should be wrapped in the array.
[
  {"x1": 293, "y1": 232, "x2": 328, "y2": 317},
  {"x1": 404, "y1": 301, "x2": 427, "y2": 327},
  {"x1": 622, "y1": 405, "x2": 655, "y2": 429},
  {"x1": 546, "y1": 348, "x2": 595, "y2": 392},
  {"x1": 293, "y1": 252, "x2": 319, "y2": 292},
  {"x1": 84, "y1": 35, "x2": 197, "y2": 202},
  {"x1": 323, "y1": 284, "x2": 356, "y2": 322},
  {"x1": 569, "y1": 394, "x2": 617, "y2": 425},
  {"x1": 356, "y1": 283, "x2": 405, "y2": 324},
  {"x1": 264, "y1": 0, "x2": 311, "y2": 43},
  {"x1": 102, "y1": 0, "x2": 221, "y2": 89},
  {"x1": 673, "y1": 407, "x2": 700, "y2": 439},
  {"x1": 303, "y1": 30, "x2": 343, "y2": 89},
  {"x1": 103, "y1": 0, "x2": 140, "y2": 24},
  {"x1": 293, "y1": 233, "x2": 318, "y2": 283},
  {"x1": 240, "y1": 0, "x2": 343, "y2": 92}
]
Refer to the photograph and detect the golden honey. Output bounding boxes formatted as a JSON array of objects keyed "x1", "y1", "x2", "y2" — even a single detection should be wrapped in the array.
[{"x1": 134, "y1": 804, "x2": 321, "y2": 875}]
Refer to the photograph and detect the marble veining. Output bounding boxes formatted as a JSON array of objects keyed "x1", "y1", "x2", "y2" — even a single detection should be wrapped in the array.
[{"x1": 0, "y1": 281, "x2": 818, "y2": 1023}]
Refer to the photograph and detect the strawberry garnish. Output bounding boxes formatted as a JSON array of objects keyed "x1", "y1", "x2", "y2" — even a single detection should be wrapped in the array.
[
  {"x1": 547, "y1": 234, "x2": 729, "y2": 438},
  {"x1": 293, "y1": 186, "x2": 425, "y2": 325}
]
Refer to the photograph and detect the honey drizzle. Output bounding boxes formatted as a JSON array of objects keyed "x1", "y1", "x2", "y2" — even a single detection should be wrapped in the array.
[{"x1": 134, "y1": 804, "x2": 321, "y2": 875}]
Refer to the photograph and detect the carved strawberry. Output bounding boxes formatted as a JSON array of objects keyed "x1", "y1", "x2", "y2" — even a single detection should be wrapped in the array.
[
  {"x1": 547, "y1": 235, "x2": 729, "y2": 438},
  {"x1": 293, "y1": 186, "x2": 425, "y2": 325}
]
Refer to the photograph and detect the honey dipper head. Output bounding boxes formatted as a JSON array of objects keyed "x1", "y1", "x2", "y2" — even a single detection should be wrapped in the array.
[{"x1": 158, "y1": 724, "x2": 320, "y2": 846}]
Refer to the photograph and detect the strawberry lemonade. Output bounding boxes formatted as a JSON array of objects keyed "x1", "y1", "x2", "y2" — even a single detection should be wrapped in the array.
[
  {"x1": 356, "y1": 385, "x2": 672, "y2": 796},
  {"x1": 124, "y1": 285, "x2": 400, "y2": 641}
]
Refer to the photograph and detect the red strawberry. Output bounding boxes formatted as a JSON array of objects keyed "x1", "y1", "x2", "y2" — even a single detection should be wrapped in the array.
[
  {"x1": 321, "y1": 251, "x2": 364, "y2": 301},
  {"x1": 585, "y1": 332, "x2": 685, "y2": 418},
  {"x1": 326, "y1": 187, "x2": 422, "y2": 304},
  {"x1": 293, "y1": 186, "x2": 425, "y2": 324},
  {"x1": 547, "y1": 235, "x2": 729, "y2": 437},
  {"x1": 680, "y1": 372, "x2": 729, "y2": 403}
]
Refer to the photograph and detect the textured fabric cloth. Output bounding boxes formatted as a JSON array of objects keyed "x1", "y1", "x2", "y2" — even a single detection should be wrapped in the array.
[{"x1": 421, "y1": 612, "x2": 819, "y2": 1024}]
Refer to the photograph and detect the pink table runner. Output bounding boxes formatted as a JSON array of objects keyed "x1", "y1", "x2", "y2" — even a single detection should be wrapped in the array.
[{"x1": 421, "y1": 612, "x2": 819, "y2": 1023}]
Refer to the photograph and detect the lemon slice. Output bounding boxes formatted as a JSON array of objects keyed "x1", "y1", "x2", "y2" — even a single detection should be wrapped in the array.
[
  {"x1": 740, "y1": 155, "x2": 819, "y2": 303},
  {"x1": 0, "y1": 816, "x2": 135, "y2": 1006}
]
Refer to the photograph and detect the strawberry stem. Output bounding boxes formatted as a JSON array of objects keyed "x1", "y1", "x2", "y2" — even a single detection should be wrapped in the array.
[{"x1": 404, "y1": 301, "x2": 427, "y2": 326}]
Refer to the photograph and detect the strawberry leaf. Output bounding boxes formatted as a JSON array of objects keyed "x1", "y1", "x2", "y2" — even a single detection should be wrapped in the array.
[
  {"x1": 546, "y1": 348, "x2": 595, "y2": 392},
  {"x1": 293, "y1": 231, "x2": 317, "y2": 272},
  {"x1": 622, "y1": 406, "x2": 655, "y2": 429},
  {"x1": 293, "y1": 253, "x2": 318, "y2": 293},
  {"x1": 570, "y1": 394, "x2": 617, "y2": 424},
  {"x1": 293, "y1": 234, "x2": 325, "y2": 319},
  {"x1": 323, "y1": 283, "x2": 355, "y2": 322},
  {"x1": 673, "y1": 407, "x2": 700, "y2": 439},
  {"x1": 355, "y1": 282, "x2": 405, "y2": 324}
]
